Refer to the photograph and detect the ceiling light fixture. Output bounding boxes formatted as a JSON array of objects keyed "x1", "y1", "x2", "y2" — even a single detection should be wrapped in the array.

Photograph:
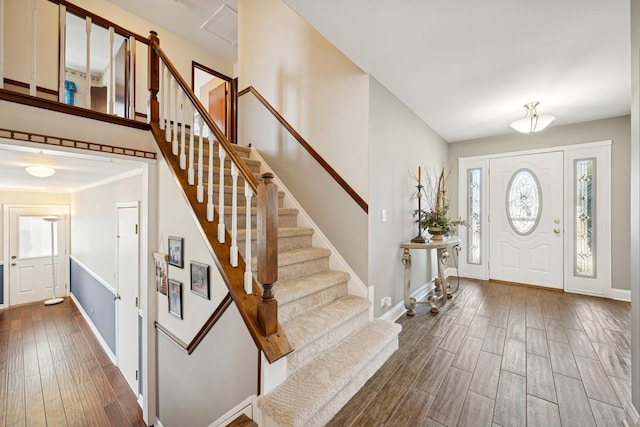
[
  {"x1": 26, "y1": 166, "x2": 56, "y2": 178},
  {"x1": 509, "y1": 102, "x2": 555, "y2": 134}
]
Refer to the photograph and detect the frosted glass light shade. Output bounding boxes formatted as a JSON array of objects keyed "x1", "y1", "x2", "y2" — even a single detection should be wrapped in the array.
[
  {"x1": 26, "y1": 166, "x2": 56, "y2": 177},
  {"x1": 509, "y1": 102, "x2": 555, "y2": 134}
]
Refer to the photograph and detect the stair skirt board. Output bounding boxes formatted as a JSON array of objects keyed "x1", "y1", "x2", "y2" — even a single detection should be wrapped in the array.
[{"x1": 258, "y1": 319, "x2": 401, "y2": 427}]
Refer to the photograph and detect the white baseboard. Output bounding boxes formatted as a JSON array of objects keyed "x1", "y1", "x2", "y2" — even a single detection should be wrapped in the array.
[
  {"x1": 609, "y1": 287, "x2": 631, "y2": 302},
  {"x1": 155, "y1": 419, "x2": 165, "y2": 427},
  {"x1": 69, "y1": 293, "x2": 117, "y2": 364},
  {"x1": 625, "y1": 400, "x2": 640, "y2": 427},
  {"x1": 379, "y1": 280, "x2": 436, "y2": 322},
  {"x1": 209, "y1": 395, "x2": 256, "y2": 427}
]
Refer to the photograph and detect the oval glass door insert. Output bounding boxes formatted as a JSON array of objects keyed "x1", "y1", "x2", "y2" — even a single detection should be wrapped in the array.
[{"x1": 506, "y1": 168, "x2": 541, "y2": 235}]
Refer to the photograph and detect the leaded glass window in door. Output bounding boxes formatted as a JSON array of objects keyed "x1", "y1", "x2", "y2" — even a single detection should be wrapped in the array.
[
  {"x1": 506, "y1": 169, "x2": 541, "y2": 235},
  {"x1": 467, "y1": 168, "x2": 481, "y2": 264},
  {"x1": 575, "y1": 159, "x2": 596, "y2": 277}
]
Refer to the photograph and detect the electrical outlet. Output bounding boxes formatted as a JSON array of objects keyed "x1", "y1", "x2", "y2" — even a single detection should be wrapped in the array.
[{"x1": 380, "y1": 296, "x2": 392, "y2": 307}]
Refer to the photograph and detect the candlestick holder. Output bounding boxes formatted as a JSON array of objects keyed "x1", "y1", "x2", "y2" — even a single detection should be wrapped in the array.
[{"x1": 412, "y1": 183, "x2": 426, "y2": 243}]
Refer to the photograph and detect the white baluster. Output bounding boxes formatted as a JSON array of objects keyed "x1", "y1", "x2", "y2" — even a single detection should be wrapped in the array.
[
  {"x1": 85, "y1": 17, "x2": 91, "y2": 108},
  {"x1": 128, "y1": 36, "x2": 135, "y2": 119},
  {"x1": 58, "y1": 5, "x2": 66, "y2": 102},
  {"x1": 207, "y1": 128, "x2": 214, "y2": 221},
  {"x1": 159, "y1": 61, "x2": 165, "y2": 130},
  {"x1": 188, "y1": 104, "x2": 195, "y2": 185},
  {"x1": 172, "y1": 77, "x2": 178, "y2": 155},
  {"x1": 108, "y1": 26, "x2": 114, "y2": 114},
  {"x1": 164, "y1": 67, "x2": 170, "y2": 141},
  {"x1": 244, "y1": 183, "x2": 253, "y2": 294},
  {"x1": 180, "y1": 90, "x2": 186, "y2": 169},
  {"x1": 196, "y1": 115, "x2": 204, "y2": 202},
  {"x1": 218, "y1": 146, "x2": 226, "y2": 242},
  {"x1": 30, "y1": 0, "x2": 37, "y2": 96},
  {"x1": 230, "y1": 163, "x2": 239, "y2": 267}
]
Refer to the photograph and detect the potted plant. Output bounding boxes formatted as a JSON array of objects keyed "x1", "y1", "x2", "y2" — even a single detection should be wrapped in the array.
[{"x1": 414, "y1": 167, "x2": 466, "y2": 240}]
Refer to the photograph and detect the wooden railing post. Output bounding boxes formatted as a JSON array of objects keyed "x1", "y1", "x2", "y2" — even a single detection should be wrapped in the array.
[
  {"x1": 148, "y1": 30, "x2": 160, "y2": 123},
  {"x1": 257, "y1": 172, "x2": 278, "y2": 336}
]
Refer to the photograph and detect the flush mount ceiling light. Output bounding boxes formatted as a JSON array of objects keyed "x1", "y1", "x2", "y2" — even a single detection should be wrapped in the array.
[
  {"x1": 26, "y1": 166, "x2": 56, "y2": 177},
  {"x1": 509, "y1": 102, "x2": 555, "y2": 134}
]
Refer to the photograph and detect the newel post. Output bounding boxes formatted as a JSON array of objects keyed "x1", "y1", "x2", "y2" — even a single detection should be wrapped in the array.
[
  {"x1": 257, "y1": 173, "x2": 278, "y2": 336},
  {"x1": 148, "y1": 30, "x2": 160, "y2": 123}
]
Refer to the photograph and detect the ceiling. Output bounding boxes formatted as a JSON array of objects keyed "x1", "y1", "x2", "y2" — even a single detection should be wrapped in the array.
[{"x1": 0, "y1": 142, "x2": 144, "y2": 193}]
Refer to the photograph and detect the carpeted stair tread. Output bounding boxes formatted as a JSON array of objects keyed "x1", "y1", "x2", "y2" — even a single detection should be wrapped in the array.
[
  {"x1": 257, "y1": 319, "x2": 401, "y2": 427},
  {"x1": 275, "y1": 270, "x2": 350, "y2": 306},
  {"x1": 253, "y1": 247, "x2": 331, "y2": 269},
  {"x1": 282, "y1": 295, "x2": 369, "y2": 350},
  {"x1": 237, "y1": 226, "x2": 313, "y2": 240}
]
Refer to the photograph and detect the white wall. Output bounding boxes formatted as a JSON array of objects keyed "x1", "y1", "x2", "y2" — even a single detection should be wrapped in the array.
[
  {"x1": 629, "y1": 0, "x2": 639, "y2": 417},
  {"x1": 238, "y1": 0, "x2": 369, "y2": 200},
  {"x1": 368, "y1": 78, "x2": 450, "y2": 317},
  {"x1": 72, "y1": 173, "x2": 142, "y2": 285},
  {"x1": 450, "y1": 115, "x2": 631, "y2": 292}
]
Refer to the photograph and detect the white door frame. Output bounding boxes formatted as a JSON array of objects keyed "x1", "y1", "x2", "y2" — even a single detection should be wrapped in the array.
[
  {"x1": 457, "y1": 140, "x2": 614, "y2": 297},
  {"x1": 2, "y1": 204, "x2": 71, "y2": 308}
]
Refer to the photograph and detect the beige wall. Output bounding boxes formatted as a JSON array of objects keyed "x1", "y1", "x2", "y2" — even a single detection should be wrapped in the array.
[
  {"x1": 237, "y1": 0, "x2": 370, "y2": 281},
  {"x1": 368, "y1": 78, "x2": 450, "y2": 317},
  {"x1": 238, "y1": 0, "x2": 369, "y2": 199},
  {"x1": 450, "y1": 115, "x2": 631, "y2": 291},
  {"x1": 0, "y1": 190, "x2": 71, "y2": 259}
]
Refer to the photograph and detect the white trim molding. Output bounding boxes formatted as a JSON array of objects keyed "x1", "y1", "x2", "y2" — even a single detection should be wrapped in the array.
[
  {"x1": 209, "y1": 395, "x2": 257, "y2": 427},
  {"x1": 379, "y1": 279, "x2": 436, "y2": 322},
  {"x1": 625, "y1": 400, "x2": 640, "y2": 427},
  {"x1": 70, "y1": 255, "x2": 116, "y2": 294}
]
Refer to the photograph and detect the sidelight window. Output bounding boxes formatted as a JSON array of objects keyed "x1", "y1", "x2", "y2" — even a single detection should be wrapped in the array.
[
  {"x1": 574, "y1": 159, "x2": 596, "y2": 277},
  {"x1": 467, "y1": 168, "x2": 482, "y2": 264}
]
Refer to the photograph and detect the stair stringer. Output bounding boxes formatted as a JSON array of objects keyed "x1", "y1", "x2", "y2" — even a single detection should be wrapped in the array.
[{"x1": 248, "y1": 147, "x2": 369, "y2": 302}]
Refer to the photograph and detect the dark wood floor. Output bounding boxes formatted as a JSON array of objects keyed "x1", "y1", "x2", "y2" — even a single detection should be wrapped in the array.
[
  {"x1": 0, "y1": 298, "x2": 145, "y2": 427},
  {"x1": 330, "y1": 279, "x2": 632, "y2": 427}
]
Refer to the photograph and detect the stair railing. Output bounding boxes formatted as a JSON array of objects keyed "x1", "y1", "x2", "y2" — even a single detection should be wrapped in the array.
[{"x1": 148, "y1": 32, "x2": 291, "y2": 363}]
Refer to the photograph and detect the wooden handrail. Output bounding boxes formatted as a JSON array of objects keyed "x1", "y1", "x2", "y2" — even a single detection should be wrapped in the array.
[
  {"x1": 155, "y1": 293, "x2": 233, "y2": 354},
  {"x1": 149, "y1": 39, "x2": 258, "y2": 194},
  {"x1": 0, "y1": 89, "x2": 149, "y2": 131},
  {"x1": 238, "y1": 86, "x2": 369, "y2": 213}
]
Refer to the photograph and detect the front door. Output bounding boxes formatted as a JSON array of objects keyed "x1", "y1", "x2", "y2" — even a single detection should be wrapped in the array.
[
  {"x1": 489, "y1": 152, "x2": 564, "y2": 288},
  {"x1": 208, "y1": 82, "x2": 227, "y2": 135},
  {"x1": 116, "y1": 203, "x2": 139, "y2": 396},
  {"x1": 8, "y1": 206, "x2": 69, "y2": 305}
]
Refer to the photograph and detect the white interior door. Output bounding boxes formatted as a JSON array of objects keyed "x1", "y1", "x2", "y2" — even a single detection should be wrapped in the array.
[
  {"x1": 116, "y1": 203, "x2": 139, "y2": 396},
  {"x1": 489, "y1": 152, "x2": 564, "y2": 288},
  {"x1": 8, "y1": 207, "x2": 69, "y2": 306}
]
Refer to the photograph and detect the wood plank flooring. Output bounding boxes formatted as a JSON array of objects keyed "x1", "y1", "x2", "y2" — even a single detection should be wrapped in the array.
[
  {"x1": 329, "y1": 279, "x2": 631, "y2": 426},
  {"x1": 0, "y1": 298, "x2": 145, "y2": 427}
]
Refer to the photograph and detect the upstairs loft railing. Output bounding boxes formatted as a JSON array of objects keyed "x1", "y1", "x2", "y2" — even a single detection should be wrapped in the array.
[
  {"x1": 0, "y1": 0, "x2": 149, "y2": 123},
  {"x1": 148, "y1": 32, "x2": 291, "y2": 363}
]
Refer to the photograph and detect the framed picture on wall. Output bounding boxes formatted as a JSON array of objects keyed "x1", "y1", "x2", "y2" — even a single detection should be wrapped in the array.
[
  {"x1": 168, "y1": 236, "x2": 184, "y2": 268},
  {"x1": 153, "y1": 252, "x2": 168, "y2": 295},
  {"x1": 168, "y1": 279, "x2": 183, "y2": 319},
  {"x1": 190, "y1": 261, "x2": 210, "y2": 300}
]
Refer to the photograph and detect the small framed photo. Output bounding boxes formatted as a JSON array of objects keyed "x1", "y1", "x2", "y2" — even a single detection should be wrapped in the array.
[
  {"x1": 190, "y1": 261, "x2": 210, "y2": 300},
  {"x1": 153, "y1": 252, "x2": 168, "y2": 295},
  {"x1": 168, "y1": 279, "x2": 183, "y2": 319},
  {"x1": 168, "y1": 236, "x2": 184, "y2": 268}
]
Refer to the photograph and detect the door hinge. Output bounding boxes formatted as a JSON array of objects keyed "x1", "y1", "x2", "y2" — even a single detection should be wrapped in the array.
[
  {"x1": 135, "y1": 224, "x2": 138, "y2": 235},
  {"x1": 135, "y1": 297, "x2": 139, "y2": 307},
  {"x1": 135, "y1": 370, "x2": 138, "y2": 380}
]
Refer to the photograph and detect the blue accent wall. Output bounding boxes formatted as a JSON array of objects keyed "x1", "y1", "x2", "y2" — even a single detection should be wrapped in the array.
[
  {"x1": 70, "y1": 259, "x2": 116, "y2": 353},
  {"x1": 0, "y1": 263, "x2": 4, "y2": 305}
]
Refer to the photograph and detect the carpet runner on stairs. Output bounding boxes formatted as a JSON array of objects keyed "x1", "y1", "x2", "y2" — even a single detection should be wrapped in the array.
[{"x1": 204, "y1": 138, "x2": 401, "y2": 426}]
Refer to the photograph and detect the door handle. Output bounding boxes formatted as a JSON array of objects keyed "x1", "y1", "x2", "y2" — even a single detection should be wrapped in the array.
[
  {"x1": 10, "y1": 262, "x2": 16, "y2": 266},
  {"x1": 114, "y1": 294, "x2": 121, "y2": 301},
  {"x1": 553, "y1": 228, "x2": 561, "y2": 234}
]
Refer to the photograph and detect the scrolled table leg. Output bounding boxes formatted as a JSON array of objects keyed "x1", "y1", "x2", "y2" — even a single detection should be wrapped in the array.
[{"x1": 402, "y1": 248, "x2": 416, "y2": 316}]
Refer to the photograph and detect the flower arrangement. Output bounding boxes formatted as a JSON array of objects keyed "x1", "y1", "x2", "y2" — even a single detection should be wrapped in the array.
[{"x1": 412, "y1": 166, "x2": 467, "y2": 240}]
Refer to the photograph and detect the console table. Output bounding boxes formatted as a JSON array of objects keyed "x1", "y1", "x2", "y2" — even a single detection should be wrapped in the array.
[{"x1": 401, "y1": 237, "x2": 461, "y2": 315}]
